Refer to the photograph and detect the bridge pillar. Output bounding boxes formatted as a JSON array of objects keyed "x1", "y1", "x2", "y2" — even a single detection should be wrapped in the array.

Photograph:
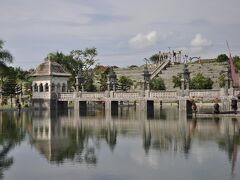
[
  {"x1": 57, "y1": 101, "x2": 68, "y2": 111},
  {"x1": 147, "y1": 100, "x2": 154, "y2": 119},
  {"x1": 74, "y1": 101, "x2": 79, "y2": 111},
  {"x1": 139, "y1": 100, "x2": 146, "y2": 110},
  {"x1": 105, "y1": 100, "x2": 111, "y2": 110},
  {"x1": 179, "y1": 98, "x2": 186, "y2": 112},
  {"x1": 179, "y1": 98, "x2": 192, "y2": 116},
  {"x1": 138, "y1": 100, "x2": 147, "y2": 120},
  {"x1": 221, "y1": 98, "x2": 231, "y2": 112},
  {"x1": 111, "y1": 101, "x2": 118, "y2": 116},
  {"x1": 79, "y1": 101, "x2": 87, "y2": 116}
]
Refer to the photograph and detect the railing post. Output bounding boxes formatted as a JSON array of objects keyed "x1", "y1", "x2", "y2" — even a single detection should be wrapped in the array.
[
  {"x1": 110, "y1": 91, "x2": 114, "y2": 99},
  {"x1": 145, "y1": 90, "x2": 150, "y2": 98}
]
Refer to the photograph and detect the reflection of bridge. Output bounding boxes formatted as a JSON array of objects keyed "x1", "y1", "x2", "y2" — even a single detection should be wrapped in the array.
[
  {"x1": 30, "y1": 109, "x2": 240, "y2": 142},
  {"x1": 29, "y1": 108, "x2": 240, "y2": 172}
]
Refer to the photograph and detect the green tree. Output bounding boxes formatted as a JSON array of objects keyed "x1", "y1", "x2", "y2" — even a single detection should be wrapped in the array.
[
  {"x1": 216, "y1": 54, "x2": 228, "y2": 63},
  {"x1": 0, "y1": 39, "x2": 13, "y2": 67},
  {"x1": 150, "y1": 78, "x2": 166, "y2": 90},
  {"x1": 172, "y1": 73, "x2": 182, "y2": 88},
  {"x1": 2, "y1": 76, "x2": 16, "y2": 107},
  {"x1": 0, "y1": 39, "x2": 13, "y2": 105},
  {"x1": 149, "y1": 54, "x2": 159, "y2": 64},
  {"x1": 118, "y1": 76, "x2": 133, "y2": 91},
  {"x1": 0, "y1": 113, "x2": 25, "y2": 178},
  {"x1": 190, "y1": 73, "x2": 213, "y2": 89},
  {"x1": 47, "y1": 51, "x2": 78, "y2": 90},
  {"x1": 47, "y1": 48, "x2": 98, "y2": 91},
  {"x1": 233, "y1": 56, "x2": 240, "y2": 72},
  {"x1": 95, "y1": 66, "x2": 110, "y2": 91},
  {"x1": 70, "y1": 48, "x2": 98, "y2": 91}
]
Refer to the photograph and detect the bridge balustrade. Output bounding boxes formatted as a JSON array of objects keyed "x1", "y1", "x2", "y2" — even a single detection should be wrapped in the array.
[
  {"x1": 113, "y1": 92, "x2": 140, "y2": 99},
  {"x1": 189, "y1": 90, "x2": 220, "y2": 98},
  {"x1": 32, "y1": 92, "x2": 51, "y2": 99},
  {"x1": 81, "y1": 92, "x2": 105, "y2": 99},
  {"x1": 58, "y1": 92, "x2": 74, "y2": 100},
  {"x1": 149, "y1": 91, "x2": 177, "y2": 99}
]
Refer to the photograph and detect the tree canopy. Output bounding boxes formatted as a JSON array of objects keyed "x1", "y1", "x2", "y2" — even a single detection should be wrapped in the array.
[
  {"x1": 150, "y1": 78, "x2": 166, "y2": 90},
  {"x1": 149, "y1": 54, "x2": 159, "y2": 64},
  {"x1": 46, "y1": 48, "x2": 98, "y2": 91},
  {"x1": 117, "y1": 76, "x2": 133, "y2": 91},
  {"x1": 0, "y1": 39, "x2": 13, "y2": 65},
  {"x1": 190, "y1": 73, "x2": 213, "y2": 89},
  {"x1": 172, "y1": 73, "x2": 182, "y2": 88},
  {"x1": 233, "y1": 56, "x2": 240, "y2": 72},
  {"x1": 216, "y1": 54, "x2": 228, "y2": 63}
]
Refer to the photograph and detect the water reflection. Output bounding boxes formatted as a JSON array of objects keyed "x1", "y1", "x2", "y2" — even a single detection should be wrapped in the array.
[
  {"x1": 28, "y1": 107, "x2": 240, "y2": 173},
  {"x1": 1, "y1": 106, "x2": 240, "y2": 180},
  {"x1": 0, "y1": 112, "x2": 27, "y2": 179}
]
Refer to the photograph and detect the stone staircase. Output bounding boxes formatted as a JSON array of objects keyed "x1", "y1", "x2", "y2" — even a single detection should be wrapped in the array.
[
  {"x1": 150, "y1": 60, "x2": 170, "y2": 79},
  {"x1": 115, "y1": 62, "x2": 227, "y2": 90}
]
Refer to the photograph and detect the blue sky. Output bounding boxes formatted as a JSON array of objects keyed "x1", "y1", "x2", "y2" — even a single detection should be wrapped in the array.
[{"x1": 1, "y1": 0, "x2": 240, "y2": 70}]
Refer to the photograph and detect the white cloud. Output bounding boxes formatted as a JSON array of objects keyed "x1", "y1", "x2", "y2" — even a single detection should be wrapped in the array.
[
  {"x1": 191, "y1": 33, "x2": 212, "y2": 47},
  {"x1": 190, "y1": 33, "x2": 212, "y2": 53},
  {"x1": 128, "y1": 31, "x2": 159, "y2": 49},
  {"x1": 1, "y1": 0, "x2": 240, "y2": 68}
]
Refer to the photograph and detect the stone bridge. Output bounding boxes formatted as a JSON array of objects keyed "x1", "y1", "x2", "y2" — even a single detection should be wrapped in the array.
[
  {"x1": 51, "y1": 88, "x2": 239, "y2": 115},
  {"x1": 57, "y1": 89, "x2": 228, "y2": 102}
]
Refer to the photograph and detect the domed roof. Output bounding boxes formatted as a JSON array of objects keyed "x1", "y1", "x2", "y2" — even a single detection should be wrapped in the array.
[{"x1": 31, "y1": 60, "x2": 71, "y2": 77}]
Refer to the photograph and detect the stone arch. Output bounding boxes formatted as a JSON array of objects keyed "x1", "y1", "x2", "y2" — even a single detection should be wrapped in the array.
[
  {"x1": 39, "y1": 83, "x2": 44, "y2": 92},
  {"x1": 45, "y1": 83, "x2": 49, "y2": 92},
  {"x1": 62, "y1": 83, "x2": 66, "y2": 92},
  {"x1": 34, "y1": 83, "x2": 38, "y2": 92},
  {"x1": 51, "y1": 83, "x2": 55, "y2": 92}
]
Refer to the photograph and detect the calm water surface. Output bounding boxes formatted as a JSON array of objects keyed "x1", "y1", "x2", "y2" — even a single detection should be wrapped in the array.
[{"x1": 0, "y1": 105, "x2": 239, "y2": 180}]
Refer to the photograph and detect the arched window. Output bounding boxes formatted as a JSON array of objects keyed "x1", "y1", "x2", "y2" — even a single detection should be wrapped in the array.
[
  {"x1": 57, "y1": 83, "x2": 61, "y2": 92},
  {"x1": 51, "y1": 83, "x2": 55, "y2": 92},
  {"x1": 34, "y1": 83, "x2": 38, "y2": 92},
  {"x1": 45, "y1": 83, "x2": 49, "y2": 92},
  {"x1": 62, "y1": 83, "x2": 66, "y2": 92},
  {"x1": 39, "y1": 83, "x2": 43, "y2": 92}
]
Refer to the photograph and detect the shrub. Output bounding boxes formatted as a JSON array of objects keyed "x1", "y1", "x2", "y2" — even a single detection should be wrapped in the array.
[
  {"x1": 150, "y1": 78, "x2": 166, "y2": 90},
  {"x1": 190, "y1": 73, "x2": 213, "y2": 89}
]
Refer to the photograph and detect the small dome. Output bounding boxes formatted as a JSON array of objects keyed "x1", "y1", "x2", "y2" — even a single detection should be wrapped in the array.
[{"x1": 31, "y1": 60, "x2": 71, "y2": 77}]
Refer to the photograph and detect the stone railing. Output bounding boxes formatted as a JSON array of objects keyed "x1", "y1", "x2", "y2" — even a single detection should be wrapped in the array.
[
  {"x1": 32, "y1": 92, "x2": 51, "y2": 99},
  {"x1": 58, "y1": 92, "x2": 74, "y2": 100},
  {"x1": 81, "y1": 92, "x2": 106, "y2": 99},
  {"x1": 189, "y1": 90, "x2": 220, "y2": 98},
  {"x1": 113, "y1": 92, "x2": 140, "y2": 99},
  {"x1": 57, "y1": 89, "x2": 227, "y2": 101},
  {"x1": 149, "y1": 91, "x2": 177, "y2": 99}
]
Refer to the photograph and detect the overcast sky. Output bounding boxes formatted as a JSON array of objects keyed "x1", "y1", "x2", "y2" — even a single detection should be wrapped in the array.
[{"x1": 1, "y1": 0, "x2": 240, "y2": 70}]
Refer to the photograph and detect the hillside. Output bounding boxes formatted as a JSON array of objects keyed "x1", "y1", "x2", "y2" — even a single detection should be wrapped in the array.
[{"x1": 114, "y1": 61, "x2": 227, "y2": 90}]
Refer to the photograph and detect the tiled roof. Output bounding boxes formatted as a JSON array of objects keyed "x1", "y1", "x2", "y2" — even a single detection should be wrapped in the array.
[{"x1": 31, "y1": 60, "x2": 71, "y2": 77}]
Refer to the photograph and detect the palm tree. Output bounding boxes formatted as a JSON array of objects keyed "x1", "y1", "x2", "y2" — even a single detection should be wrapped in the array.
[
  {"x1": 0, "y1": 39, "x2": 13, "y2": 65},
  {"x1": 0, "y1": 39, "x2": 13, "y2": 106}
]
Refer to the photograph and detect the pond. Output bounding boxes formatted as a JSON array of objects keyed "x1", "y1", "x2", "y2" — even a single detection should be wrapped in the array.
[{"x1": 0, "y1": 105, "x2": 239, "y2": 180}]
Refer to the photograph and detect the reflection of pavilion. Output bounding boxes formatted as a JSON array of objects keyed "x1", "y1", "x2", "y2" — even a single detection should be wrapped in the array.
[{"x1": 30, "y1": 110, "x2": 71, "y2": 162}]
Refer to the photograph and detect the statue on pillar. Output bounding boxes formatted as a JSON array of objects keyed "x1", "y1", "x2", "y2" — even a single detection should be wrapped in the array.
[
  {"x1": 107, "y1": 67, "x2": 117, "y2": 91},
  {"x1": 142, "y1": 64, "x2": 151, "y2": 91},
  {"x1": 180, "y1": 64, "x2": 191, "y2": 96},
  {"x1": 75, "y1": 68, "x2": 85, "y2": 92}
]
